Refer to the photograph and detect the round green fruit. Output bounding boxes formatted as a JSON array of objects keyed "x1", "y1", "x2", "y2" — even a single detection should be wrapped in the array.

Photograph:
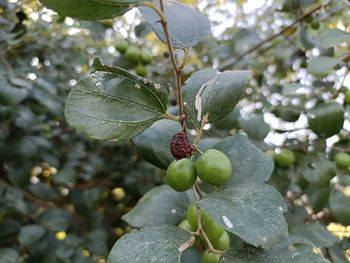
[
  {"x1": 141, "y1": 51, "x2": 153, "y2": 65},
  {"x1": 115, "y1": 40, "x2": 128, "y2": 54},
  {"x1": 345, "y1": 90, "x2": 350, "y2": 104},
  {"x1": 125, "y1": 46, "x2": 141, "y2": 64},
  {"x1": 203, "y1": 220, "x2": 225, "y2": 242},
  {"x1": 211, "y1": 230, "x2": 230, "y2": 251},
  {"x1": 203, "y1": 250, "x2": 220, "y2": 263},
  {"x1": 274, "y1": 149, "x2": 295, "y2": 167},
  {"x1": 135, "y1": 64, "x2": 148, "y2": 77},
  {"x1": 196, "y1": 149, "x2": 232, "y2": 187},
  {"x1": 334, "y1": 153, "x2": 350, "y2": 169},
  {"x1": 166, "y1": 159, "x2": 196, "y2": 192}
]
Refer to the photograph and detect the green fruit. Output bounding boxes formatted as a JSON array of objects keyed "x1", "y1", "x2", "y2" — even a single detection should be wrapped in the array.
[
  {"x1": 274, "y1": 149, "x2": 295, "y2": 167},
  {"x1": 178, "y1": 220, "x2": 195, "y2": 232},
  {"x1": 203, "y1": 220, "x2": 224, "y2": 242},
  {"x1": 166, "y1": 159, "x2": 196, "y2": 192},
  {"x1": 141, "y1": 51, "x2": 153, "y2": 65},
  {"x1": 334, "y1": 153, "x2": 350, "y2": 169},
  {"x1": 186, "y1": 203, "x2": 224, "y2": 241},
  {"x1": 125, "y1": 46, "x2": 141, "y2": 64},
  {"x1": 211, "y1": 230, "x2": 230, "y2": 251},
  {"x1": 345, "y1": 90, "x2": 350, "y2": 104},
  {"x1": 135, "y1": 64, "x2": 148, "y2": 77},
  {"x1": 187, "y1": 203, "x2": 211, "y2": 229},
  {"x1": 115, "y1": 40, "x2": 128, "y2": 54},
  {"x1": 203, "y1": 250, "x2": 220, "y2": 263},
  {"x1": 196, "y1": 149, "x2": 232, "y2": 187},
  {"x1": 308, "y1": 101, "x2": 344, "y2": 138}
]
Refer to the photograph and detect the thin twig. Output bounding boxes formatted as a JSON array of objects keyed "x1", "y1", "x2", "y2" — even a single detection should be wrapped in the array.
[
  {"x1": 192, "y1": 184, "x2": 224, "y2": 255},
  {"x1": 219, "y1": 4, "x2": 323, "y2": 71}
]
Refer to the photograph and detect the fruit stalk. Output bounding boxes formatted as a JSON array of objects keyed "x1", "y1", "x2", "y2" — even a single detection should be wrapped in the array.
[{"x1": 192, "y1": 184, "x2": 224, "y2": 255}]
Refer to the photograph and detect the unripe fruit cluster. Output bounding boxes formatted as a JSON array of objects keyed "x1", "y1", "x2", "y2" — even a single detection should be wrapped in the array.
[
  {"x1": 178, "y1": 203, "x2": 230, "y2": 263},
  {"x1": 115, "y1": 40, "x2": 153, "y2": 77},
  {"x1": 166, "y1": 149, "x2": 232, "y2": 192}
]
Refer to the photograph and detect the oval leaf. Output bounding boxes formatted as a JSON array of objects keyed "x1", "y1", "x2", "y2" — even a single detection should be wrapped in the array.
[
  {"x1": 183, "y1": 69, "x2": 251, "y2": 128},
  {"x1": 39, "y1": 0, "x2": 132, "y2": 20},
  {"x1": 319, "y1": 29, "x2": 350, "y2": 48},
  {"x1": 307, "y1": 56, "x2": 343, "y2": 77},
  {"x1": 18, "y1": 224, "x2": 46, "y2": 247},
  {"x1": 213, "y1": 135, "x2": 274, "y2": 184},
  {"x1": 122, "y1": 185, "x2": 191, "y2": 228},
  {"x1": 199, "y1": 181, "x2": 287, "y2": 248},
  {"x1": 108, "y1": 225, "x2": 192, "y2": 263},
  {"x1": 138, "y1": 0, "x2": 210, "y2": 49},
  {"x1": 65, "y1": 58, "x2": 168, "y2": 141}
]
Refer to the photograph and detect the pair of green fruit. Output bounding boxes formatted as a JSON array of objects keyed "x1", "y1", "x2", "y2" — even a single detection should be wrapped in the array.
[
  {"x1": 179, "y1": 203, "x2": 230, "y2": 263},
  {"x1": 166, "y1": 149, "x2": 232, "y2": 192},
  {"x1": 266, "y1": 149, "x2": 295, "y2": 168}
]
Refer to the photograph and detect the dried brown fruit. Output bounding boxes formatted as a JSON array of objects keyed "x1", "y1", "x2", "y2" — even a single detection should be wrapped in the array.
[{"x1": 170, "y1": 132, "x2": 193, "y2": 160}]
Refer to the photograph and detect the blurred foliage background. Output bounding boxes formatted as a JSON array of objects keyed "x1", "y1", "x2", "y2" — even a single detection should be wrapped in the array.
[{"x1": 0, "y1": 0, "x2": 350, "y2": 262}]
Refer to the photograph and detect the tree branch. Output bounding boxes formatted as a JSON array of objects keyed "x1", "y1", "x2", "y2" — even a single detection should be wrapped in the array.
[{"x1": 219, "y1": 4, "x2": 323, "y2": 71}]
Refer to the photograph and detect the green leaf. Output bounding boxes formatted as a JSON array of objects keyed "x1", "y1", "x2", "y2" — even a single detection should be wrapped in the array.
[
  {"x1": 0, "y1": 248, "x2": 21, "y2": 263},
  {"x1": 133, "y1": 119, "x2": 179, "y2": 170},
  {"x1": 138, "y1": 0, "x2": 210, "y2": 49},
  {"x1": 307, "y1": 56, "x2": 343, "y2": 77},
  {"x1": 307, "y1": 101, "x2": 344, "y2": 138},
  {"x1": 220, "y1": 243, "x2": 330, "y2": 263},
  {"x1": 182, "y1": 69, "x2": 251, "y2": 128},
  {"x1": 65, "y1": 58, "x2": 168, "y2": 141},
  {"x1": 319, "y1": 29, "x2": 350, "y2": 48},
  {"x1": 328, "y1": 245, "x2": 349, "y2": 263},
  {"x1": 214, "y1": 106, "x2": 241, "y2": 130},
  {"x1": 18, "y1": 224, "x2": 46, "y2": 247},
  {"x1": 122, "y1": 185, "x2": 191, "y2": 228},
  {"x1": 108, "y1": 225, "x2": 192, "y2": 263},
  {"x1": 299, "y1": 153, "x2": 336, "y2": 187},
  {"x1": 329, "y1": 188, "x2": 350, "y2": 225},
  {"x1": 289, "y1": 224, "x2": 337, "y2": 248},
  {"x1": 38, "y1": 208, "x2": 71, "y2": 231},
  {"x1": 199, "y1": 181, "x2": 287, "y2": 248},
  {"x1": 39, "y1": 0, "x2": 133, "y2": 20},
  {"x1": 213, "y1": 135, "x2": 274, "y2": 184},
  {"x1": 0, "y1": 85, "x2": 28, "y2": 106},
  {"x1": 238, "y1": 114, "x2": 270, "y2": 141}
]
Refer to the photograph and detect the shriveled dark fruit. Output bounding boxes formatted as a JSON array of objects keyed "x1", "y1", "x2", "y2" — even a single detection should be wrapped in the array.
[
  {"x1": 170, "y1": 132, "x2": 193, "y2": 160},
  {"x1": 166, "y1": 159, "x2": 196, "y2": 192},
  {"x1": 203, "y1": 250, "x2": 220, "y2": 263}
]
